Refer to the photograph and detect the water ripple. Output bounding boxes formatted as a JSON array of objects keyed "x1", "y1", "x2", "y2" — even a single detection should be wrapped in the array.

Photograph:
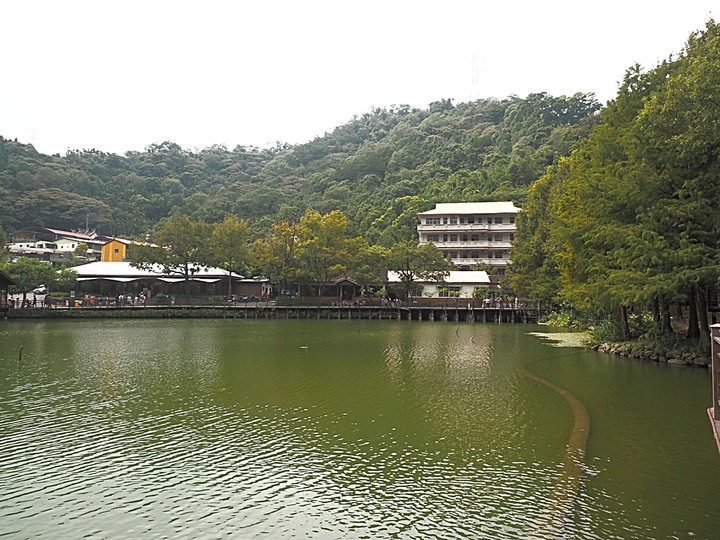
[{"x1": 1, "y1": 320, "x2": 718, "y2": 539}]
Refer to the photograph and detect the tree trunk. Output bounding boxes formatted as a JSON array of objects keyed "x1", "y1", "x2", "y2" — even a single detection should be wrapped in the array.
[
  {"x1": 696, "y1": 287, "x2": 710, "y2": 346},
  {"x1": 619, "y1": 305, "x2": 630, "y2": 339},
  {"x1": 675, "y1": 302, "x2": 684, "y2": 320},
  {"x1": 651, "y1": 297, "x2": 660, "y2": 332},
  {"x1": 686, "y1": 289, "x2": 700, "y2": 339},
  {"x1": 660, "y1": 300, "x2": 673, "y2": 335}
]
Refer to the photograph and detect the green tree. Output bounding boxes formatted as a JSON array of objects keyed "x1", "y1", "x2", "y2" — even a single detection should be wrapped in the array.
[
  {"x1": 1, "y1": 258, "x2": 72, "y2": 305},
  {"x1": 0, "y1": 223, "x2": 8, "y2": 262},
  {"x1": 386, "y1": 240, "x2": 451, "y2": 299},
  {"x1": 72, "y1": 241, "x2": 91, "y2": 263},
  {"x1": 209, "y1": 214, "x2": 251, "y2": 297},
  {"x1": 15, "y1": 188, "x2": 112, "y2": 231},
  {"x1": 253, "y1": 221, "x2": 301, "y2": 295},
  {"x1": 514, "y1": 20, "x2": 720, "y2": 346},
  {"x1": 129, "y1": 213, "x2": 211, "y2": 299},
  {"x1": 296, "y1": 209, "x2": 351, "y2": 298},
  {"x1": 347, "y1": 237, "x2": 389, "y2": 296}
]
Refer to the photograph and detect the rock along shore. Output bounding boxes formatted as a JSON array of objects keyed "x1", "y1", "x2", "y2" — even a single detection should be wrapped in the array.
[{"x1": 594, "y1": 341, "x2": 711, "y2": 368}]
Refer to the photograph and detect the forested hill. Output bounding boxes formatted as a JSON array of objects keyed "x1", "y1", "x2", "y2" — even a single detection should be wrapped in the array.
[{"x1": 0, "y1": 92, "x2": 600, "y2": 243}]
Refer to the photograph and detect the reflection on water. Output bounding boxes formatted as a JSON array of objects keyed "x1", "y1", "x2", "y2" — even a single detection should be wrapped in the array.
[{"x1": 0, "y1": 319, "x2": 718, "y2": 539}]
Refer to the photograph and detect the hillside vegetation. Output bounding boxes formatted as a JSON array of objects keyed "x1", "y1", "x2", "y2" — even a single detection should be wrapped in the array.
[
  {"x1": 511, "y1": 19, "x2": 720, "y2": 346},
  {"x1": 0, "y1": 93, "x2": 599, "y2": 243}
]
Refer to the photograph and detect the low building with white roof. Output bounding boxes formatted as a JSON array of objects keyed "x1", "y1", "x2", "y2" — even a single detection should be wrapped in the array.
[
  {"x1": 70, "y1": 261, "x2": 270, "y2": 300},
  {"x1": 386, "y1": 270, "x2": 493, "y2": 299}
]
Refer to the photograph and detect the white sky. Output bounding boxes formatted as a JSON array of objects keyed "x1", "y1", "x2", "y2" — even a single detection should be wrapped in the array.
[{"x1": 3, "y1": 0, "x2": 716, "y2": 156}]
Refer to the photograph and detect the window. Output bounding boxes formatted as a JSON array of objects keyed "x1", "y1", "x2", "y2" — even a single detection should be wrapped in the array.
[
  {"x1": 114, "y1": 248, "x2": 120, "y2": 253},
  {"x1": 461, "y1": 234, "x2": 468, "y2": 242},
  {"x1": 426, "y1": 217, "x2": 441, "y2": 225},
  {"x1": 438, "y1": 286, "x2": 462, "y2": 298},
  {"x1": 495, "y1": 217, "x2": 503, "y2": 224},
  {"x1": 459, "y1": 217, "x2": 466, "y2": 224},
  {"x1": 443, "y1": 217, "x2": 448, "y2": 224},
  {"x1": 449, "y1": 217, "x2": 458, "y2": 225},
  {"x1": 495, "y1": 251, "x2": 504, "y2": 259},
  {"x1": 427, "y1": 234, "x2": 439, "y2": 242},
  {"x1": 510, "y1": 234, "x2": 515, "y2": 241},
  {"x1": 495, "y1": 234, "x2": 503, "y2": 242},
  {"x1": 468, "y1": 217, "x2": 475, "y2": 224},
  {"x1": 450, "y1": 234, "x2": 458, "y2": 242},
  {"x1": 509, "y1": 216, "x2": 515, "y2": 224},
  {"x1": 442, "y1": 234, "x2": 448, "y2": 242},
  {"x1": 449, "y1": 252, "x2": 458, "y2": 258},
  {"x1": 471, "y1": 234, "x2": 479, "y2": 241},
  {"x1": 487, "y1": 218, "x2": 492, "y2": 224}
]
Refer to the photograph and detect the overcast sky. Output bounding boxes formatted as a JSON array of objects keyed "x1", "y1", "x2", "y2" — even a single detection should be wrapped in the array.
[{"x1": 3, "y1": 1, "x2": 716, "y2": 156}]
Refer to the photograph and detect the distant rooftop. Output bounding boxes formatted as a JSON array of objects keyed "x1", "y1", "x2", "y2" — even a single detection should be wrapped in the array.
[
  {"x1": 14, "y1": 226, "x2": 100, "y2": 242},
  {"x1": 417, "y1": 202, "x2": 520, "y2": 216},
  {"x1": 387, "y1": 270, "x2": 490, "y2": 284},
  {"x1": 71, "y1": 261, "x2": 245, "y2": 282}
]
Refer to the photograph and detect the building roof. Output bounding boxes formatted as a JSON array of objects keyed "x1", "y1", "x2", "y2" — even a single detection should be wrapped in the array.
[
  {"x1": 71, "y1": 261, "x2": 244, "y2": 283},
  {"x1": 0, "y1": 269, "x2": 17, "y2": 286},
  {"x1": 14, "y1": 226, "x2": 98, "y2": 241},
  {"x1": 102, "y1": 237, "x2": 133, "y2": 246},
  {"x1": 417, "y1": 201, "x2": 520, "y2": 216},
  {"x1": 387, "y1": 270, "x2": 490, "y2": 285},
  {"x1": 44, "y1": 227, "x2": 98, "y2": 240}
]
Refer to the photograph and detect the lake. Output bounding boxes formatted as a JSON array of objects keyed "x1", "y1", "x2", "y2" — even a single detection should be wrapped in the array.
[{"x1": 1, "y1": 319, "x2": 718, "y2": 539}]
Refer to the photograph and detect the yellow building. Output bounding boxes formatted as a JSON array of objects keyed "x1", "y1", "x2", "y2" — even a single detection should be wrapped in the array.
[{"x1": 101, "y1": 239, "x2": 130, "y2": 262}]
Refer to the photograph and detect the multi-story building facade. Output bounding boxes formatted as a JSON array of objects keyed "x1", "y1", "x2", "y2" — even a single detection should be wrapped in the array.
[{"x1": 417, "y1": 201, "x2": 520, "y2": 274}]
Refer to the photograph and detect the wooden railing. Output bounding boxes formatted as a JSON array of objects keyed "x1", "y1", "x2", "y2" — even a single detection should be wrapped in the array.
[
  {"x1": 710, "y1": 324, "x2": 720, "y2": 453},
  {"x1": 711, "y1": 325, "x2": 720, "y2": 422}
]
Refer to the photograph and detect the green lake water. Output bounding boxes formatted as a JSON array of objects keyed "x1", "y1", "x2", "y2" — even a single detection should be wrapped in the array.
[{"x1": 0, "y1": 319, "x2": 718, "y2": 539}]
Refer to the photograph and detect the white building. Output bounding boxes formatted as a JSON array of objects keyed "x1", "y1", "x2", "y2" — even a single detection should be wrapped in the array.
[
  {"x1": 417, "y1": 201, "x2": 520, "y2": 274},
  {"x1": 10, "y1": 227, "x2": 104, "y2": 261},
  {"x1": 387, "y1": 270, "x2": 492, "y2": 299}
]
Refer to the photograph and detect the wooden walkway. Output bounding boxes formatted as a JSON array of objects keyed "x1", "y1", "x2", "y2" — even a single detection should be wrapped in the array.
[{"x1": 8, "y1": 303, "x2": 546, "y2": 323}]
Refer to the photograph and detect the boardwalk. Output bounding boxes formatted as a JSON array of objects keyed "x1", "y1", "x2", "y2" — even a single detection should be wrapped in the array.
[{"x1": 7, "y1": 302, "x2": 546, "y2": 323}]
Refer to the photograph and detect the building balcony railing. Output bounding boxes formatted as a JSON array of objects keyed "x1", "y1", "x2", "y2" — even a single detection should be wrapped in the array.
[
  {"x1": 417, "y1": 223, "x2": 516, "y2": 232},
  {"x1": 420, "y1": 240, "x2": 513, "y2": 249},
  {"x1": 451, "y1": 257, "x2": 510, "y2": 266}
]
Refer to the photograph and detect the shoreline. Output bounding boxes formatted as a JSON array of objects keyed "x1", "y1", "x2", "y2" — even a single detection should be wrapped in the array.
[
  {"x1": 2, "y1": 304, "x2": 544, "y2": 323},
  {"x1": 594, "y1": 341, "x2": 711, "y2": 368}
]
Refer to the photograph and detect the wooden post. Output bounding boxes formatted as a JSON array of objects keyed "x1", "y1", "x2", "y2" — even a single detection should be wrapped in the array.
[
  {"x1": 710, "y1": 324, "x2": 720, "y2": 453},
  {"x1": 711, "y1": 325, "x2": 720, "y2": 422}
]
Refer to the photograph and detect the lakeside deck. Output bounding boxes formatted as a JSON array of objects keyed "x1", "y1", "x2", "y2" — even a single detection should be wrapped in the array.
[{"x1": 5, "y1": 302, "x2": 547, "y2": 323}]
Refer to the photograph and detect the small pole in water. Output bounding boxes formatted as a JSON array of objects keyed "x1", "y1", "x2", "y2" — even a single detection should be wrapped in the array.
[{"x1": 18, "y1": 345, "x2": 23, "y2": 364}]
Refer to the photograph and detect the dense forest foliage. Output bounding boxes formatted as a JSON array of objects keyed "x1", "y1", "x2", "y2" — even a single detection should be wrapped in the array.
[
  {"x1": 511, "y1": 20, "x2": 720, "y2": 345},
  {"x1": 0, "y1": 92, "x2": 600, "y2": 244}
]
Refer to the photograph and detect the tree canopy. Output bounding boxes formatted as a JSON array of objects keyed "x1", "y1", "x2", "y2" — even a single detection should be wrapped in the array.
[
  {"x1": 510, "y1": 19, "x2": 720, "y2": 344},
  {"x1": 0, "y1": 91, "x2": 599, "y2": 243}
]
